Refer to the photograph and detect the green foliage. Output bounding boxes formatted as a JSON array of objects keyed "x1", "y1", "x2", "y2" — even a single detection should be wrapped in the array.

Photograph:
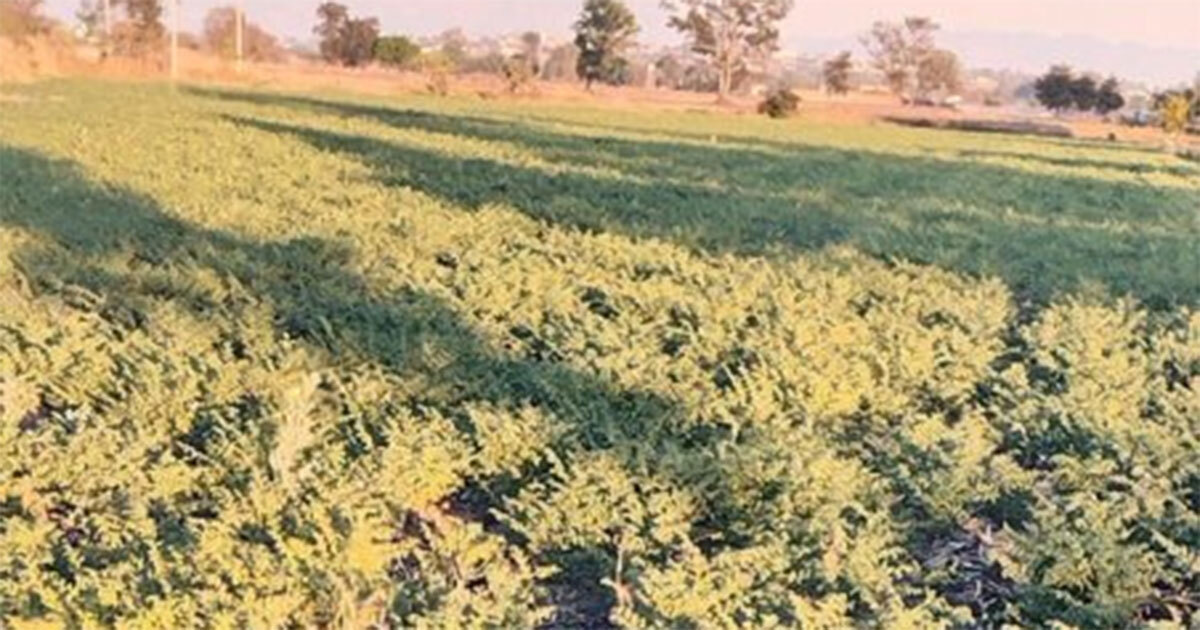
[
  {"x1": 823, "y1": 50, "x2": 853, "y2": 95},
  {"x1": 114, "y1": 0, "x2": 165, "y2": 57},
  {"x1": 0, "y1": 80, "x2": 1198, "y2": 629},
  {"x1": 502, "y1": 54, "x2": 537, "y2": 94},
  {"x1": 1035, "y1": 65, "x2": 1077, "y2": 113},
  {"x1": 416, "y1": 52, "x2": 453, "y2": 96},
  {"x1": 1159, "y1": 93, "x2": 1195, "y2": 134},
  {"x1": 1036, "y1": 66, "x2": 1126, "y2": 116},
  {"x1": 1070, "y1": 74, "x2": 1099, "y2": 112},
  {"x1": 663, "y1": 0, "x2": 794, "y2": 98},
  {"x1": 1094, "y1": 77, "x2": 1126, "y2": 115},
  {"x1": 757, "y1": 87, "x2": 801, "y2": 118},
  {"x1": 573, "y1": 0, "x2": 639, "y2": 89},
  {"x1": 373, "y1": 35, "x2": 421, "y2": 70},
  {"x1": 1154, "y1": 88, "x2": 1200, "y2": 122},
  {"x1": 313, "y1": 2, "x2": 379, "y2": 68}
]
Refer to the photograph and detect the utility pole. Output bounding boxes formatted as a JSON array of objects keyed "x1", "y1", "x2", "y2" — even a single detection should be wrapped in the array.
[
  {"x1": 235, "y1": 2, "x2": 244, "y2": 74},
  {"x1": 169, "y1": 0, "x2": 179, "y2": 82}
]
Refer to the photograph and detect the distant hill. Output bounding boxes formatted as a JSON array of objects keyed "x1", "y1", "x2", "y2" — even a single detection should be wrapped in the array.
[{"x1": 798, "y1": 29, "x2": 1198, "y2": 88}]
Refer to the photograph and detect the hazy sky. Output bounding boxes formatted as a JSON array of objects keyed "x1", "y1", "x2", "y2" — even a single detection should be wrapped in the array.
[{"x1": 45, "y1": 0, "x2": 1200, "y2": 84}]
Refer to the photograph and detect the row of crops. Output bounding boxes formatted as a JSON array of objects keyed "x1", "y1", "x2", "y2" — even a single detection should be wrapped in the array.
[{"x1": 0, "y1": 81, "x2": 1197, "y2": 628}]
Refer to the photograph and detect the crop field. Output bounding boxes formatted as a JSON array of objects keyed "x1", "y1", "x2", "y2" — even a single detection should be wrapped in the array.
[{"x1": 0, "y1": 79, "x2": 1198, "y2": 629}]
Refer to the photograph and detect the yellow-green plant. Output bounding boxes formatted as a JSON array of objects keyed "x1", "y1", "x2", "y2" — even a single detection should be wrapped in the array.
[
  {"x1": 0, "y1": 79, "x2": 1197, "y2": 629},
  {"x1": 1160, "y1": 93, "x2": 1193, "y2": 135}
]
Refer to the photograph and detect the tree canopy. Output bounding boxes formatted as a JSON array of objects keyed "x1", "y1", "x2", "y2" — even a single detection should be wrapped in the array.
[
  {"x1": 916, "y1": 48, "x2": 961, "y2": 96},
  {"x1": 313, "y1": 2, "x2": 379, "y2": 67},
  {"x1": 120, "y1": 0, "x2": 166, "y2": 57},
  {"x1": 861, "y1": 17, "x2": 958, "y2": 102},
  {"x1": 573, "y1": 0, "x2": 639, "y2": 89},
  {"x1": 1034, "y1": 65, "x2": 1076, "y2": 113},
  {"x1": 662, "y1": 0, "x2": 794, "y2": 100},
  {"x1": 1035, "y1": 66, "x2": 1127, "y2": 116},
  {"x1": 822, "y1": 51, "x2": 853, "y2": 95},
  {"x1": 373, "y1": 35, "x2": 421, "y2": 69},
  {"x1": 1069, "y1": 74, "x2": 1098, "y2": 112},
  {"x1": 1158, "y1": 92, "x2": 1195, "y2": 133}
]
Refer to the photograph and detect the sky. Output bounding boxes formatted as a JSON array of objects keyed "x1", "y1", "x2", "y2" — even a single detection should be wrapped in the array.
[{"x1": 44, "y1": 0, "x2": 1200, "y2": 85}]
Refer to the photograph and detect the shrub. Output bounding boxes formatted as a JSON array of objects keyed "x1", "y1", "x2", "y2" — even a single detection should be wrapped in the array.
[
  {"x1": 502, "y1": 54, "x2": 536, "y2": 95},
  {"x1": 1160, "y1": 93, "x2": 1193, "y2": 134},
  {"x1": 415, "y1": 51, "x2": 452, "y2": 96},
  {"x1": 757, "y1": 88, "x2": 801, "y2": 118},
  {"x1": 373, "y1": 35, "x2": 421, "y2": 69}
]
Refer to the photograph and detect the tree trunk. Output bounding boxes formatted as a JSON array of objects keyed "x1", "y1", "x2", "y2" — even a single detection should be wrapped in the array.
[{"x1": 717, "y1": 62, "x2": 732, "y2": 103}]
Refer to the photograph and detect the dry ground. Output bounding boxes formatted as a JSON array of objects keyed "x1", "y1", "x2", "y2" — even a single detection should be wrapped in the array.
[{"x1": 3, "y1": 37, "x2": 1193, "y2": 150}]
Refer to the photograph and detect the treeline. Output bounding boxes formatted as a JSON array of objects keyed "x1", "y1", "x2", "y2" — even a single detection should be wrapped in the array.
[
  {"x1": 2, "y1": 0, "x2": 286, "y2": 63},
  {"x1": 309, "y1": 0, "x2": 797, "y2": 101},
  {"x1": 1033, "y1": 66, "x2": 1125, "y2": 115},
  {"x1": 3, "y1": 0, "x2": 1198, "y2": 124},
  {"x1": 1032, "y1": 64, "x2": 1200, "y2": 132},
  {"x1": 306, "y1": 2, "x2": 959, "y2": 109}
]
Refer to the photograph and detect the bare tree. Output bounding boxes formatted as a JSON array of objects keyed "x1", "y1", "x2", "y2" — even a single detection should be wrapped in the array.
[{"x1": 661, "y1": 0, "x2": 794, "y2": 101}]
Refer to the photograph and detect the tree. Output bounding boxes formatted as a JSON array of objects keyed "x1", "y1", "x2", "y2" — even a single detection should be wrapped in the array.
[
  {"x1": 573, "y1": 0, "x2": 638, "y2": 89},
  {"x1": 662, "y1": 0, "x2": 794, "y2": 101},
  {"x1": 1159, "y1": 93, "x2": 1193, "y2": 134},
  {"x1": 520, "y1": 31, "x2": 542, "y2": 76},
  {"x1": 822, "y1": 51, "x2": 852, "y2": 95},
  {"x1": 436, "y1": 28, "x2": 468, "y2": 69},
  {"x1": 861, "y1": 17, "x2": 939, "y2": 102},
  {"x1": 1069, "y1": 74, "x2": 1098, "y2": 112},
  {"x1": 341, "y1": 17, "x2": 379, "y2": 67},
  {"x1": 542, "y1": 43, "x2": 579, "y2": 82},
  {"x1": 1036, "y1": 67, "x2": 1130, "y2": 116},
  {"x1": 415, "y1": 50, "x2": 453, "y2": 95},
  {"x1": 75, "y1": 0, "x2": 104, "y2": 42},
  {"x1": 679, "y1": 62, "x2": 719, "y2": 92},
  {"x1": 917, "y1": 48, "x2": 961, "y2": 96},
  {"x1": 654, "y1": 53, "x2": 684, "y2": 89},
  {"x1": 1093, "y1": 77, "x2": 1124, "y2": 115},
  {"x1": 203, "y1": 6, "x2": 283, "y2": 63},
  {"x1": 313, "y1": 2, "x2": 379, "y2": 67},
  {"x1": 501, "y1": 55, "x2": 536, "y2": 94},
  {"x1": 1154, "y1": 87, "x2": 1198, "y2": 122},
  {"x1": 119, "y1": 0, "x2": 165, "y2": 57},
  {"x1": 0, "y1": 0, "x2": 51, "y2": 46},
  {"x1": 1034, "y1": 65, "x2": 1076, "y2": 113},
  {"x1": 373, "y1": 35, "x2": 420, "y2": 69}
]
